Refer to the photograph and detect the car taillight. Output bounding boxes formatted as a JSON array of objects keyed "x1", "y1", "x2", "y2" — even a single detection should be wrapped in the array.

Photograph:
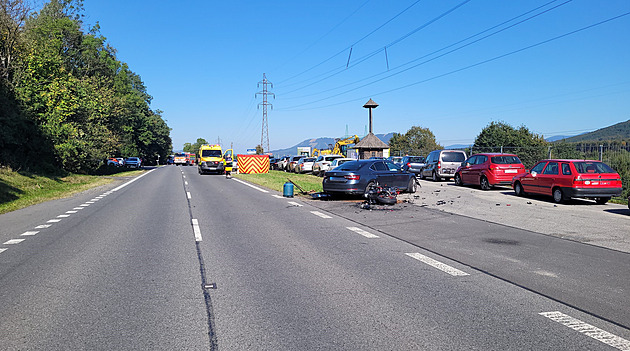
[
  {"x1": 437, "y1": 161, "x2": 441, "y2": 169},
  {"x1": 573, "y1": 176, "x2": 584, "y2": 185},
  {"x1": 344, "y1": 175, "x2": 360, "y2": 180},
  {"x1": 406, "y1": 162, "x2": 410, "y2": 166}
]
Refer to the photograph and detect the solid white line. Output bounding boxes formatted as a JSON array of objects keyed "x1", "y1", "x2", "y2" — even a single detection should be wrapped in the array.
[
  {"x1": 47, "y1": 219, "x2": 62, "y2": 223},
  {"x1": 347, "y1": 226, "x2": 379, "y2": 238},
  {"x1": 35, "y1": 224, "x2": 52, "y2": 229},
  {"x1": 405, "y1": 253, "x2": 470, "y2": 276},
  {"x1": 187, "y1": 192, "x2": 192, "y2": 199},
  {"x1": 310, "y1": 211, "x2": 332, "y2": 219},
  {"x1": 232, "y1": 178, "x2": 269, "y2": 193},
  {"x1": 4, "y1": 239, "x2": 25, "y2": 245},
  {"x1": 192, "y1": 219, "x2": 202, "y2": 242},
  {"x1": 288, "y1": 201, "x2": 303, "y2": 207},
  {"x1": 21, "y1": 231, "x2": 39, "y2": 236},
  {"x1": 66, "y1": 211, "x2": 78, "y2": 214},
  {"x1": 57, "y1": 214, "x2": 70, "y2": 218},
  {"x1": 272, "y1": 195, "x2": 284, "y2": 199},
  {"x1": 0, "y1": 248, "x2": 7, "y2": 254},
  {"x1": 110, "y1": 168, "x2": 156, "y2": 192},
  {"x1": 540, "y1": 311, "x2": 630, "y2": 350}
]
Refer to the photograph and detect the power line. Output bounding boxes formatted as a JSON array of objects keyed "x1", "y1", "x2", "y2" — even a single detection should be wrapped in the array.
[{"x1": 256, "y1": 73, "x2": 274, "y2": 153}]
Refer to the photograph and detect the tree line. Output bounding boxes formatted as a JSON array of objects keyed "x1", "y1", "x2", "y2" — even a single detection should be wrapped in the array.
[{"x1": 0, "y1": 0, "x2": 171, "y2": 174}]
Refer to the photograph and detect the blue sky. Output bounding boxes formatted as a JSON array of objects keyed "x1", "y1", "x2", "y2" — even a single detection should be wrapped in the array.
[{"x1": 80, "y1": 0, "x2": 630, "y2": 153}]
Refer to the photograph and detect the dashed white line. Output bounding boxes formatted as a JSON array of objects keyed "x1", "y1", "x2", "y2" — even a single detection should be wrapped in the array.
[
  {"x1": 540, "y1": 311, "x2": 630, "y2": 350},
  {"x1": 192, "y1": 218, "x2": 203, "y2": 242},
  {"x1": 90, "y1": 199, "x2": 99, "y2": 201},
  {"x1": 405, "y1": 253, "x2": 470, "y2": 276},
  {"x1": 85, "y1": 201, "x2": 95, "y2": 204},
  {"x1": 21, "y1": 231, "x2": 39, "y2": 236},
  {"x1": 272, "y1": 194, "x2": 284, "y2": 199},
  {"x1": 0, "y1": 248, "x2": 7, "y2": 254},
  {"x1": 347, "y1": 227, "x2": 379, "y2": 238},
  {"x1": 73, "y1": 207, "x2": 84, "y2": 210},
  {"x1": 57, "y1": 214, "x2": 70, "y2": 218},
  {"x1": 187, "y1": 192, "x2": 192, "y2": 199},
  {"x1": 66, "y1": 211, "x2": 78, "y2": 214},
  {"x1": 310, "y1": 211, "x2": 332, "y2": 219},
  {"x1": 111, "y1": 168, "x2": 156, "y2": 192},
  {"x1": 47, "y1": 219, "x2": 62, "y2": 223},
  {"x1": 4, "y1": 239, "x2": 25, "y2": 245},
  {"x1": 288, "y1": 201, "x2": 303, "y2": 207},
  {"x1": 185, "y1": 181, "x2": 188, "y2": 185},
  {"x1": 35, "y1": 224, "x2": 52, "y2": 229},
  {"x1": 232, "y1": 178, "x2": 269, "y2": 193},
  {"x1": 79, "y1": 204, "x2": 90, "y2": 207}
]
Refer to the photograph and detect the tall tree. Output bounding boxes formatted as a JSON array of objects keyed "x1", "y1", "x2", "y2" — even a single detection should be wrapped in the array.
[
  {"x1": 473, "y1": 121, "x2": 547, "y2": 168},
  {"x1": 389, "y1": 126, "x2": 441, "y2": 156}
]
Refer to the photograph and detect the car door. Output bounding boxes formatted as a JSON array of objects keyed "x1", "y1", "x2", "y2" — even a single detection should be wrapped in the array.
[
  {"x1": 471, "y1": 155, "x2": 487, "y2": 185},
  {"x1": 521, "y1": 161, "x2": 547, "y2": 194},
  {"x1": 536, "y1": 161, "x2": 559, "y2": 195},
  {"x1": 460, "y1": 156, "x2": 477, "y2": 184},
  {"x1": 385, "y1": 161, "x2": 408, "y2": 188},
  {"x1": 371, "y1": 161, "x2": 393, "y2": 186}
]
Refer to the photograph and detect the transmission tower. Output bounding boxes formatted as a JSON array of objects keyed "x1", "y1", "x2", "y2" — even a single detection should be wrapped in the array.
[{"x1": 256, "y1": 73, "x2": 274, "y2": 153}]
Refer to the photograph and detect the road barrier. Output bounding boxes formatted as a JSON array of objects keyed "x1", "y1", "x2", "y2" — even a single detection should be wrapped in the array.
[{"x1": 237, "y1": 155, "x2": 270, "y2": 174}]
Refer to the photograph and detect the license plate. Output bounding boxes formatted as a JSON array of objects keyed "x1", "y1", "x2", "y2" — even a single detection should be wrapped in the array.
[
  {"x1": 443, "y1": 168, "x2": 454, "y2": 174},
  {"x1": 505, "y1": 169, "x2": 517, "y2": 174}
]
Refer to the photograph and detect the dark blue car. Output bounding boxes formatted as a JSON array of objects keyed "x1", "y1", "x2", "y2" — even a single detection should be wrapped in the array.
[{"x1": 322, "y1": 159, "x2": 417, "y2": 195}]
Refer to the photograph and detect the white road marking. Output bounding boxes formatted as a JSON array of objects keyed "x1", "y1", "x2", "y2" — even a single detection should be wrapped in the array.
[
  {"x1": 310, "y1": 211, "x2": 332, "y2": 219},
  {"x1": 90, "y1": 199, "x2": 99, "y2": 201},
  {"x1": 21, "y1": 231, "x2": 39, "y2": 236},
  {"x1": 57, "y1": 214, "x2": 70, "y2": 218},
  {"x1": 85, "y1": 201, "x2": 95, "y2": 204},
  {"x1": 111, "y1": 168, "x2": 156, "y2": 192},
  {"x1": 405, "y1": 253, "x2": 470, "y2": 276},
  {"x1": 288, "y1": 201, "x2": 303, "y2": 207},
  {"x1": 73, "y1": 207, "x2": 84, "y2": 210},
  {"x1": 183, "y1": 175, "x2": 186, "y2": 178},
  {"x1": 272, "y1": 195, "x2": 284, "y2": 199},
  {"x1": 347, "y1": 227, "x2": 379, "y2": 238},
  {"x1": 232, "y1": 178, "x2": 269, "y2": 193},
  {"x1": 540, "y1": 311, "x2": 630, "y2": 350},
  {"x1": 80, "y1": 204, "x2": 90, "y2": 207},
  {"x1": 0, "y1": 248, "x2": 7, "y2": 254},
  {"x1": 35, "y1": 224, "x2": 52, "y2": 229},
  {"x1": 47, "y1": 219, "x2": 62, "y2": 223},
  {"x1": 66, "y1": 211, "x2": 78, "y2": 214},
  {"x1": 4, "y1": 239, "x2": 25, "y2": 245},
  {"x1": 192, "y1": 219, "x2": 202, "y2": 242},
  {"x1": 187, "y1": 192, "x2": 192, "y2": 199},
  {"x1": 185, "y1": 181, "x2": 188, "y2": 185}
]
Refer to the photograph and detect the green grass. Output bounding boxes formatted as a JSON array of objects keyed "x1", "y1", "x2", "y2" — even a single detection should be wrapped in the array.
[
  {"x1": 233, "y1": 170, "x2": 323, "y2": 194},
  {"x1": 0, "y1": 166, "x2": 146, "y2": 214}
]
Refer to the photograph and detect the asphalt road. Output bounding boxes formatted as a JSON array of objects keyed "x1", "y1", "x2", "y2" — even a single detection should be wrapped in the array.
[{"x1": 1, "y1": 166, "x2": 629, "y2": 350}]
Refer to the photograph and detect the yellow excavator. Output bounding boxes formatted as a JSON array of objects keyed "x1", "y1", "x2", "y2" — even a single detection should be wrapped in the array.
[{"x1": 313, "y1": 135, "x2": 360, "y2": 157}]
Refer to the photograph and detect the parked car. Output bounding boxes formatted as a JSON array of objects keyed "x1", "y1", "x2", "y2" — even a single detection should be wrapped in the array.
[
  {"x1": 295, "y1": 157, "x2": 316, "y2": 173},
  {"x1": 511, "y1": 159, "x2": 623, "y2": 204},
  {"x1": 323, "y1": 159, "x2": 417, "y2": 195},
  {"x1": 124, "y1": 157, "x2": 142, "y2": 168},
  {"x1": 420, "y1": 150, "x2": 467, "y2": 181},
  {"x1": 286, "y1": 156, "x2": 303, "y2": 172},
  {"x1": 276, "y1": 156, "x2": 291, "y2": 171},
  {"x1": 268, "y1": 156, "x2": 278, "y2": 170},
  {"x1": 313, "y1": 155, "x2": 345, "y2": 176},
  {"x1": 387, "y1": 156, "x2": 403, "y2": 166},
  {"x1": 329, "y1": 158, "x2": 354, "y2": 170},
  {"x1": 107, "y1": 157, "x2": 122, "y2": 166},
  {"x1": 455, "y1": 153, "x2": 526, "y2": 190},
  {"x1": 401, "y1": 156, "x2": 426, "y2": 175}
]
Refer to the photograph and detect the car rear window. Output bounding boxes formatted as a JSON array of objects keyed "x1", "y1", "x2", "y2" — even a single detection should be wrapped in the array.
[
  {"x1": 491, "y1": 156, "x2": 522, "y2": 164},
  {"x1": 336, "y1": 161, "x2": 363, "y2": 171},
  {"x1": 573, "y1": 161, "x2": 616, "y2": 174},
  {"x1": 408, "y1": 156, "x2": 425, "y2": 163},
  {"x1": 442, "y1": 152, "x2": 465, "y2": 162}
]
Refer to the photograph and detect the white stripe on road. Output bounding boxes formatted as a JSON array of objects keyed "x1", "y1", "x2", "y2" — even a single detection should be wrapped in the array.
[
  {"x1": 21, "y1": 231, "x2": 39, "y2": 236},
  {"x1": 272, "y1": 195, "x2": 284, "y2": 199},
  {"x1": 405, "y1": 253, "x2": 470, "y2": 276},
  {"x1": 0, "y1": 248, "x2": 7, "y2": 254},
  {"x1": 47, "y1": 219, "x2": 62, "y2": 223},
  {"x1": 4, "y1": 239, "x2": 25, "y2": 245},
  {"x1": 192, "y1": 219, "x2": 202, "y2": 242},
  {"x1": 73, "y1": 207, "x2": 84, "y2": 210},
  {"x1": 57, "y1": 214, "x2": 70, "y2": 218},
  {"x1": 187, "y1": 192, "x2": 191, "y2": 199},
  {"x1": 80, "y1": 204, "x2": 90, "y2": 207},
  {"x1": 35, "y1": 224, "x2": 52, "y2": 229},
  {"x1": 111, "y1": 168, "x2": 156, "y2": 192},
  {"x1": 347, "y1": 226, "x2": 379, "y2": 238},
  {"x1": 310, "y1": 211, "x2": 332, "y2": 219},
  {"x1": 540, "y1": 311, "x2": 630, "y2": 350},
  {"x1": 288, "y1": 201, "x2": 303, "y2": 207},
  {"x1": 185, "y1": 181, "x2": 188, "y2": 185},
  {"x1": 90, "y1": 199, "x2": 99, "y2": 201},
  {"x1": 231, "y1": 178, "x2": 269, "y2": 193},
  {"x1": 66, "y1": 211, "x2": 77, "y2": 214},
  {"x1": 85, "y1": 201, "x2": 95, "y2": 204}
]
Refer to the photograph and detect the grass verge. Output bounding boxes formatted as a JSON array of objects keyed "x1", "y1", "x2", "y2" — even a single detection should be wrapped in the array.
[
  {"x1": 232, "y1": 170, "x2": 323, "y2": 194},
  {"x1": 0, "y1": 167, "x2": 144, "y2": 215}
]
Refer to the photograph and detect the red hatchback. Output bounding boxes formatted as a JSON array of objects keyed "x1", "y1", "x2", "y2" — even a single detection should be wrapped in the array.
[
  {"x1": 455, "y1": 153, "x2": 526, "y2": 190},
  {"x1": 512, "y1": 159, "x2": 622, "y2": 204}
]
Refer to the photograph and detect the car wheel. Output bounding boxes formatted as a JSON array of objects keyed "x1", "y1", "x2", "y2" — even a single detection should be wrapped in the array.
[
  {"x1": 454, "y1": 173, "x2": 463, "y2": 186},
  {"x1": 480, "y1": 176, "x2": 491, "y2": 191},
  {"x1": 364, "y1": 181, "x2": 376, "y2": 196},
  {"x1": 406, "y1": 178, "x2": 417, "y2": 193},
  {"x1": 552, "y1": 188, "x2": 564, "y2": 204},
  {"x1": 514, "y1": 182, "x2": 525, "y2": 197},
  {"x1": 595, "y1": 197, "x2": 610, "y2": 205},
  {"x1": 432, "y1": 171, "x2": 440, "y2": 182}
]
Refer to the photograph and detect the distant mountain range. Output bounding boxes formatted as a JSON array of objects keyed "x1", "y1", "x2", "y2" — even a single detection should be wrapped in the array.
[
  {"x1": 269, "y1": 133, "x2": 395, "y2": 156},
  {"x1": 553, "y1": 120, "x2": 630, "y2": 142}
]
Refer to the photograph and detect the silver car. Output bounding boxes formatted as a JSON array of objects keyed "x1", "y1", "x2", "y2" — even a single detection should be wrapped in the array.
[
  {"x1": 420, "y1": 150, "x2": 467, "y2": 181},
  {"x1": 312, "y1": 155, "x2": 345, "y2": 176}
]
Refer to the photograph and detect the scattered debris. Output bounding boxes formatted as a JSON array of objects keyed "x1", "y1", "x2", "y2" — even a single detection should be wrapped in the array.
[
  {"x1": 496, "y1": 203, "x2": 501, "y2": 206},
  {"x1": 437, "y1": 200, "x2": 446, "y2": 206},
  {"x1": 527, "y1": 201, "x2": 532, "y2": 204}
]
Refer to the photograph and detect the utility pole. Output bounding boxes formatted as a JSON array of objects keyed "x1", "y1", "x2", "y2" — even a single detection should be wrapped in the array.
[{"x1": 256, "y1": 73, "x2": 274, "y2": 153}]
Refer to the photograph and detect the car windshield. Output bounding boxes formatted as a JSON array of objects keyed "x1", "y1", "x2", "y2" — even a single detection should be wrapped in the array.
[
  {"x1": 201, "y1": 150, "x2": 222, "y2": 157},
  {"x1": 442, "y1": 152, "x2": 465, "y2": 162},
  {"x1": 408, "y1": 156, "x2": 424, "y2": 163},
  {"x1": 175, "y1": 153, "x2": 186, "y2": 157},
  {"x1": 573, "y1": 161, "x2": 616, "y2": 174},
  {"x1": 491, "y1": 156, "x2": 522, "y2": 164},
  {"x1": 335, "y1": 161, "x2": 363, "y2": 171}
]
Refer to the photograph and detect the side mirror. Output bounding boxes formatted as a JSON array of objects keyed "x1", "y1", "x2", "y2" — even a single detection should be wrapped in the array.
[{"x1": 531, "y1": 171, "x2": 537, "y2": 177}]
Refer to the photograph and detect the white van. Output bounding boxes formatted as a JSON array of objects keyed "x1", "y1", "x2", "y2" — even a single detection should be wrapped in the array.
[{"x1": 420, "y1": 150, "x2": 467, "y2": 181}]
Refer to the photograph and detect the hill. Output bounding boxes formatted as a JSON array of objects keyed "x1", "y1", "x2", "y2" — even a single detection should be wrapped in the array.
[
  {"x1": 270, "y1": 133, "x2": 395, "y2": 156},
  {"x1": 559, "y1": 120, "x2": 630, "y2": 142}
]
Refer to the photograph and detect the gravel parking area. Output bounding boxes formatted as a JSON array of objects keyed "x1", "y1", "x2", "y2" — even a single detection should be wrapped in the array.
[{"x1": 396, "y1": 178, "x2": 630, "y2": 253}]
